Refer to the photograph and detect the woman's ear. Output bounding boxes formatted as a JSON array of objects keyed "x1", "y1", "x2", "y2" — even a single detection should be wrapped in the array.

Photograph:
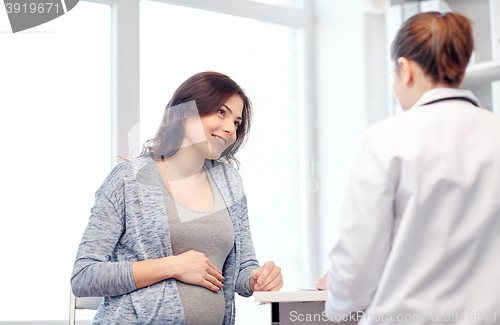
[{"x1": 397, "y1": 57, "x2": 413, "y2": 86}]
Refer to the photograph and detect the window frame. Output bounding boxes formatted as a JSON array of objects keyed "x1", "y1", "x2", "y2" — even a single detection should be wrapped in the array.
[{"x1": 86, "y1": 0, "x2": 319, "y2": 288}]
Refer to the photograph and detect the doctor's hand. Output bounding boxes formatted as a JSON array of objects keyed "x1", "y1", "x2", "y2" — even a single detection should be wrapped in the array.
[
  {"x1": 250, "y1": 261, "x2": 283, "y2": 291},
  {"x1": 316, "y1": 272, "x2": 327, "y2": 290}
]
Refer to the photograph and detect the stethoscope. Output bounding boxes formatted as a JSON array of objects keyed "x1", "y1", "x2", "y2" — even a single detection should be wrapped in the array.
[{"x1": 421, "y1": 96, "x2": 479, "y2": 107}]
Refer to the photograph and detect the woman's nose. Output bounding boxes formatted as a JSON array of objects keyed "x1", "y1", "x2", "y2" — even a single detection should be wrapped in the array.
[{"x1": 222, "y1": 122, "x2": 237, "y2": 137}]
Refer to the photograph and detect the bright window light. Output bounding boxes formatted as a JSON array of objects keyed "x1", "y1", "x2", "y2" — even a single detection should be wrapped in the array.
[
  {"x1": 249, "y1": 0, "x2": 302, "y2": 9},
  {"x1": 0, "y1": 1, "x2": 111, "y2": 321}
]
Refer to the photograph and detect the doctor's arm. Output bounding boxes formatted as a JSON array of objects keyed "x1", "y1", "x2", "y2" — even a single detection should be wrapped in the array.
[{"x1": 325, "y1": 130, "x2": 398, "y2": 315}]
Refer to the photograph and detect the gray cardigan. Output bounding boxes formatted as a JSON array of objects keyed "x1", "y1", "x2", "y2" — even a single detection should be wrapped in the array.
[{"x1": 71, "y1": 155, "x2": 260, "y2": 324}]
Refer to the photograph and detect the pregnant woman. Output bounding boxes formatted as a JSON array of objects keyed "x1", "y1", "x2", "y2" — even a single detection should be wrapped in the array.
[{"x1": 71, "y1": 71, "x2": 283, "y2": 324}]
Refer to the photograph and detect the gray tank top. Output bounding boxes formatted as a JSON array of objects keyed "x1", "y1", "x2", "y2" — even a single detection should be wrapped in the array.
[{"x1": 158, "y1": 166, "x2": 235, "y2": 325}]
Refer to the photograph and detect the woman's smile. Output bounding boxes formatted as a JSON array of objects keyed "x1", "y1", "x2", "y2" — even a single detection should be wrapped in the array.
[{"x1": 211, "y1": 134, "x2": 228, "y2": 147}]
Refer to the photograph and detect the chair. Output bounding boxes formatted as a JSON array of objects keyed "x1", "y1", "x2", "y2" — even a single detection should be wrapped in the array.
[{"x1": 69, "y1": 289, "x2": 103, "y2": 325}]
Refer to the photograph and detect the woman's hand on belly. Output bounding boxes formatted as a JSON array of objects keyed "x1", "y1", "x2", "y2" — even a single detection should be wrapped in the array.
[
  {"x1": 172, "y1": 250, "x2": 225, "y2": 292},
  {"x1": 131, "y1": 250, "x2": 224, "y2": 292}
]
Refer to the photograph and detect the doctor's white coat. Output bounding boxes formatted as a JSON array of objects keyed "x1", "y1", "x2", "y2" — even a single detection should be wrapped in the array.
[{"x1": 326, "y1": 88, "x2": 500, "y2": 324}]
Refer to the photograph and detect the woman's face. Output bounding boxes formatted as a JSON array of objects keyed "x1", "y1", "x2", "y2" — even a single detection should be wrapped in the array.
[{"x1": 183, "y1": 94, "x2": 244, "y2": 160}]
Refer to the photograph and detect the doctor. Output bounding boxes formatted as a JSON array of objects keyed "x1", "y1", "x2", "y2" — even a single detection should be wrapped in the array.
[{"x1": 319, "y1": 12, "x2": 500, "y2": 324}]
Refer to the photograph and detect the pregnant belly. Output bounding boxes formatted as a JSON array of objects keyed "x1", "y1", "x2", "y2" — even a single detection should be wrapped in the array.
[{"x1": 176, "y1": 281, "x2": 226, "y2": 325}]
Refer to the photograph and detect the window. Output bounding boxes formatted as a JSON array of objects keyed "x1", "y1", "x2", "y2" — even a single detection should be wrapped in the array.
[
  {"x1": 0, "y1": 2, "x2": 111, "y2": 321},
  {"x1": 249, "y1": 0, "x2": 302, "y2": 8},
  {"x1": 140, "y1": 1, "x2": 302, "y2": 323}
]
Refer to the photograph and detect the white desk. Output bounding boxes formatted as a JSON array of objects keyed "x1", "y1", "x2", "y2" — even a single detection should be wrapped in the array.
[{"x1": 254, "y1": 291, "x2": 356, "y2": 324}]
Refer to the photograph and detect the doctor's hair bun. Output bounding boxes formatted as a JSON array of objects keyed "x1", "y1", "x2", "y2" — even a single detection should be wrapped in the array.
[{"x1": 391, "y1": 11, "x2": 474, "y2": 86}]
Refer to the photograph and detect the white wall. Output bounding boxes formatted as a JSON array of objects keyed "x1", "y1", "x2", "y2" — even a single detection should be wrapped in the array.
[
  {"x1": 314, "y1": 0, "x2": 389, "y2": 275},
  {"x1": 315, "y1": 0, "x2": 367, "y2": 274}
]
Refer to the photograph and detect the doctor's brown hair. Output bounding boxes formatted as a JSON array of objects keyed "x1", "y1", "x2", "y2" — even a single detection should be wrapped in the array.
[
  {"x1": 391, "y1": 12, "x2": 474, "y2": 86},
  {"x1": 139, "y1": 71, "x2": 252, "y2": 168}
]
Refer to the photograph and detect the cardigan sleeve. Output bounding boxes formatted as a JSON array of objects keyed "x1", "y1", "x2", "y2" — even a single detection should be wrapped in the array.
[
  {"x1": 71, "y1": 166, "x2": 137, "y2": 297},
  {"x1": 235, "y1": 194, "x2": 260, "y2": 297}
]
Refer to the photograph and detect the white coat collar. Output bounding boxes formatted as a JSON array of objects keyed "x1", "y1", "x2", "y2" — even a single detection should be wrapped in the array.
[{"x1": 411, "y1": 88, "x2": 481, "y2": 109}]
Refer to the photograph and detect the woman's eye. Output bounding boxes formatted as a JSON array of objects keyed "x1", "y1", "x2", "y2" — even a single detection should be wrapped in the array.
[
  {"x1": 234, "y1": 121, "x2": 241, "y2": 128},
  {"x1": 217, "y1": 109, "x2": 225, "y2": 116}
]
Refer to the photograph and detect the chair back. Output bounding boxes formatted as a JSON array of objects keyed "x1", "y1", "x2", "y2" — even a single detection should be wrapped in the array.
[{"x1": 69, "y1": 290, "x2": 103, "y2": 325}]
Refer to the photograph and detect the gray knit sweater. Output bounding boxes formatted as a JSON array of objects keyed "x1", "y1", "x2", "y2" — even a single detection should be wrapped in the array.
[{"x1": 71, "y1": 155, "x2": 260, "y2": 324}]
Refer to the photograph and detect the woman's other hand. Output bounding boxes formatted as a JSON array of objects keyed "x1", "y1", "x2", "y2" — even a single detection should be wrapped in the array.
[
  {"x1": 172, "y1": 250, "x2": 225, "y2": 292},
  {"x1": 250, "y1": 261, "x2": 283, "y2": 291},
  {"x1": 316, "y1": 272, "x2": 327, "y2": 290}
]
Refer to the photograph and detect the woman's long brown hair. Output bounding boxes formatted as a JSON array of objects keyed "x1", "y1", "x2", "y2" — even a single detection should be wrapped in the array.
[{"x1": 138, "y1": 71, "x2": 252, "y2": 168}]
